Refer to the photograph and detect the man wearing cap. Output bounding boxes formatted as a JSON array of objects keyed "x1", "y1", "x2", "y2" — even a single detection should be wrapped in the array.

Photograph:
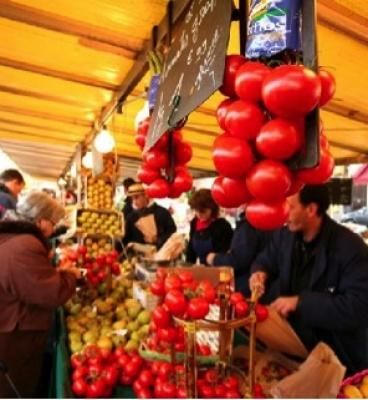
[
  {"x1": 123, "y1": 183, "x2": 176, "y2": 249},
  {"x1": 0, "y1": 169, "x2": 25, "y2": 219}
]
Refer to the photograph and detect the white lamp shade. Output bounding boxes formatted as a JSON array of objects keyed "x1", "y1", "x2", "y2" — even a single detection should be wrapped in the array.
[
  {"x1": 82, "y1": 151, "x2": 93, "y2": 169},
  {"x1": 94, "y1": 128, "x2": 115, "y2": 154}
]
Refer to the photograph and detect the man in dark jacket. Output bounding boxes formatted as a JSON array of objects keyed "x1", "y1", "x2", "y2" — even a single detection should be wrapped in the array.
[
  {"x1": 123, "y1": 183, "x2": 176, "y2": 249},
  {"x1": 250, "y1": 184, "x2": 368, "y2": 374},
  {"x1": 207, "y1": 217, "x2": 272, "y2": 296},
  {"x1": 121, "y1": 177, "x2": 135, "y2": 220},
  {"x1": 0, "y1": 169, "x2": 25, "y2": 218}
]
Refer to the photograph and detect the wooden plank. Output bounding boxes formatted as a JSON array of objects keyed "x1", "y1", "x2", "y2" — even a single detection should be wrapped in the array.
[
  {"x1": 0, "y1": 56, "x2": 117, "y2": 91},
  {"x1": 0, "y1": 129, "x2": 79, "y2": 146},
  {"x1": 0, "y1": 0, "x2": 139, "y2": 58}
]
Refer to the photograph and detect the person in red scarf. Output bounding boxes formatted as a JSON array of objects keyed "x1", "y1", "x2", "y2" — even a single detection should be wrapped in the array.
[{"x1": 186, "y1": 189, "x2": 233, "y2": 265}]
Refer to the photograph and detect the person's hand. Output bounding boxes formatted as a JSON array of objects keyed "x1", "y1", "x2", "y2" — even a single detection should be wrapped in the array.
[
  {"x1": 249, "y1": 271, "x2": 267, "y2": 296},
  {"x1": 271, "y1": 296, "x2": 299, "y2": 318},
  {"x1": 58, "y1": 265, "x2": 81, "y2": 279},
  {"x1": 206, "y1": 253, "x2": 216, "y2": 265}
]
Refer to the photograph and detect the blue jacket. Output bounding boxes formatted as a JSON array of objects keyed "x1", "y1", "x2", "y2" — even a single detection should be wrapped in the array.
[
  {"x1": 213, "y1": 219, "x2": 271, "y2": 295},
  {"x1": 252, "y1": 215, "x2": 368, "y2": 374},
  {"x1": 0, "y1": 184, "x2": 16, "y2": 219}
]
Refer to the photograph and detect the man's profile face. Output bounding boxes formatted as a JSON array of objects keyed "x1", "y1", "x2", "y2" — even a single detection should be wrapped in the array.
[
  {"x1": 132, "y1": 193, "x2": 149, "y2": 210},
  {"x1": 7, "y1": 180, "x2": 25, "y2": 198},
  {"x1": 287, "y1": 193, "x2": 308, "y2": 232}
]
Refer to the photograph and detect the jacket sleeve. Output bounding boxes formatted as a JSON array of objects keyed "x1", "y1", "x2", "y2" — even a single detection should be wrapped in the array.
[
  {"x1": 296, "y1": 239, "x2": 368, "y2": 331},
  {"x1": 186, "y1": 219, "x2": 197, "y2": 263},
  {"x1": 212, "y1": 219, "x2": 233, "y2": 254},
  {"x1": 156, "y1": 208, "x2": 177, "y2": 249},
  {"x1": 8, "y1": 236, "x2": 76, "y2": 309}
]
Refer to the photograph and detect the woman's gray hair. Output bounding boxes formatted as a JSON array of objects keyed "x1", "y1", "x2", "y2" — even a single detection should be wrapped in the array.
[{"x1": 16, "y1": 190, "x2": 65, "y2": 224}]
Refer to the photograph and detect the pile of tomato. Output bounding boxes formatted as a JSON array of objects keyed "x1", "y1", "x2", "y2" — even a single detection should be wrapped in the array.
[
  {"x1": 212, "y1": 55, "x2": 336, "y2": 230},
  {"x1": 135, "y1": 117, "x2": 193, "y2": 199}
]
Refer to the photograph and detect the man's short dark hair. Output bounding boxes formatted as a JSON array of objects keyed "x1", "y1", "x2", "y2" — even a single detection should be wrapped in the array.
[
  {"x1": 0, "y1": 169, "x2": 24, "y2": 184},
  {"x1": 299, "y1": 184, "x2": 331, "y2": 216},
  {"x1": 123, "y1": 177, "x2": 135, "y2": 191}
]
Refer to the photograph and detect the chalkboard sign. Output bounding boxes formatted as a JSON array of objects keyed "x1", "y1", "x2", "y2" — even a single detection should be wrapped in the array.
[
  {"x1": 328, "y1": 178, "x2": 353, "y2": 206},
  {"x1": 145, "y1": 0, "x2": 232, "y2": 151}
]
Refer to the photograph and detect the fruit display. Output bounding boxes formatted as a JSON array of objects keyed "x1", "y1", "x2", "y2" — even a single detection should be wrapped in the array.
[
  {"x1": 212, "y1": 54, "x2": 336, "y2": 230},
  {"x1": 103, "y1": 152, "x2": 118, "y2": 181},
  {"x1": 340, "y1": 372, "x2": 368, "y2": 398},
  {"x1": 83, "y1": 236, "x2": 114, "y2": 258},
  {"x1": 86, "y1": 177, "x2": 114, "y2": 209},
  {"x1": 76, "y1": 209, "x2": 122, "y2": 237}
]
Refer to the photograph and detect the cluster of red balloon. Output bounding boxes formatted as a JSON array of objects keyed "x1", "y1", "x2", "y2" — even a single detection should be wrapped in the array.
[
  {"x1": 135, "y1": 117, "x2": 194, "y2": 198},
  {"x1": 211, "y1": 55, "x2": 336, "y2": 230}
]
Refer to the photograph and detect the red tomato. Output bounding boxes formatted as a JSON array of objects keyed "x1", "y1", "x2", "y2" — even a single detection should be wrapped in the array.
[
  {"x1": 151, "y1": 360, "x2": 163, "y2": 376},
  {"x1": 161, "y1": 381, "x2": 177, "y2": 398},
  {"x1": 246, "y1": 160, "x2": 292, "y2": 202},
  {"x1": 262, "y1": 65, "x2": 322, "y2": 118},
  {"x1": 213, "y1": 134, "x2": 254, "y2": 179},
  {"x1": 86, "y1": 378, "x2": 107, "y2": 398},
  {"x1": 174, "y1": 342, "x2": 185, "y2": 352},
  {"x1": 72, "y1": 378, "x2": 88, "y2": 397},
  {"x1": 256, "y1": 118, "x2": 303, "y2": 160},
  {"x1": 225, "y1": 100, "x2": 265, "y2": 141},
  {"x1": 146, "y1": 178, "x2": 170, "y2": 199},
  {"x1": 103, "y1": 365, "x2": 119, "y2": 386},
  {"x1": 246, "y1": 199, "x2": 289, "y2": 230},
  {"x1": 211, "y1": 176, "x2": 252, "y2": 209},
  {"x1": 225, "y1": 390, "x2": 242, "y2": 398},
  {"x1": 133, "y1": 379, "x2": 145, "y2": 393},
  {"x1": 157, "y1": 327, "x2": 177, "y2": 343},
  {"x1": 235, "y1": 61, "x2": 271, "y2": 103},
  {"x1": 217, "y1": 98, "x2": 235, "y2": 130},
  {"x1": 70, "y1": 353, "x2": 87, "y2": 369},
  {"x1": 144, "y1": 150, "x2": 169, "y2": 170},
  {"x1": 204, "y1": 368, "x2": 219, "y2": 384},
  {"x1": 187, "y1": 297, "x2": 210, "y2": 320},
  {"x1": 137, "y1": 163, "x2": 161, "y2": 184},
  {"x1": 318, "y1": 69, "x2": 336, "y2": 107},
  {"x1": 152, "y1": 305, "x2": 171, "y2": 328},
  {"x1": 197, "y1": 344, "x2": 212, "y2": 356},
  {"x1": 124, "y1": 361, "x2": 141, "y2": 378},
  {"x1": 156, "y1": 268, "x2": 167, "y2": 281},
  {"x1": 175, "y1": 141, "x2": 193, "y2": 164},
  {"x1": 230, "y1": 292, "x2": 245, "y2": 305},
  {"x1": 223, "y1": 375, "x2": 239, "y2": 390},
  {"x1": 164, "y1": 289, "x2": 187, "y2": 316},
  {"x1": 158, "y1": 362, "x2": 174, "y2": 379},
  {"x1": 235, "y1": 300, "x2": 249, "y2": 317},
  {"x1": 177, "y1": 387, "x2": 188, "y2": 398},
  {"x1": 72, "y1": 366, "x2": 88, "y2": 381},
  {"x1": 197, "y1": 280, "x2": 216, "y2": 303},
  {"x1": 110, "y1": 262, "x2": 120, "y2": 276},
  {"x1": 297, "y1": 150, "x2": 335, "y2": 184},
  {"x1": 78, "y1": 245, "x2": 87, "y2": 256},
  {"x1": 164, "y1": 274, "x2": 182, "y2": 292},
  {"x1": 117, "y1": 353, "x2": 130, "y2": 368},
  {"x1": 199, "y1": 383, "x2": 215, "y2": 398},
  {"x1": 120, "y1": 374, "x2": 134, "y2": 385},
  {"x1": 255, "y1": 303, "x2": 269, "y2": 322},
  {"x1": 220, "y1": 54, "x2": 247, "y2": 98},
  {"x1": 178, "y1": 270, "x2": 193, "y2": 284},
  {"x1": 137, "y1": 369, "x2": 154, "y2": 387},
  {"x1": 215, "y1": 384, "x2": 227, "y2": 398},
  {"x1": 136, "y1": 387, "x2": 153, "y2": 399},
  {"x1": 150, "y1": 279, "x2": 165, "y2": 296}
]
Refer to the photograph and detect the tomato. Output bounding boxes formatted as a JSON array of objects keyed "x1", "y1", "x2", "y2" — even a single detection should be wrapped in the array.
[
  {"x1": 137, "y1": 163, "x2": 161, "y2": 184},
  {"x1": 225, "y1": 100, "x2": 265, "y2": 141},
  {"x1": 144, "y1": 149, "x2": 169, "y2": 170},
  {"x1": 117, "y1": 353, "x2": 130, "y2": 367},
  {"x1": 197, "y1": 280, "x2": 216, "y2": 303},
  {"x1": 86, "y1": 378, "x2": 107, "y2": 398},
  {"x1": 217, "y1": 99, "x2": 234, "y2": 130},
  {"x1": 137, "y1": 369, "x2": 154, "y2": 387},
  {"x1": 72, "y1": 366, "x2": 88, "y2": 381},
  {"x1": 133, "y1": 379, "x2": 145, "y2": 393},
  {"x1": 246, "y1": 199, "x2": 289, "y2": 230},
  {"x1": 175, "y1": 141, "x2": 193, "y2": 164},
  {"x1": 171, "y1": 169, "x2": 193, "y2": 194},
  {"x1": 130, "y1": 354, "x2": 144, "y2": 368},
  {"x1": 146, "y1": 178, "x2": 170, "y2": 199},
  {"x1": 178, "y1": 270, "x2": 193, "y2": 284},
  {"x1": 110, "y1": 262, "x2": 120, "y2": 276},
  {"x1": 287, "y1": 176, "x2": 305, "y2": 197},
  {"x1": 164, "y1": 274, "x2": 182, "y2": 292},
  {"x1": 235, "y1": 300, "x2": 249, "y2": 317},
  {"x1": 246, "y1": 160, "x2": 292, "y2": 202},
  {"x1": 255, "y1": 304, "x2": 269, "y2": 322},
  {"x1": 199, "y1": 383, "x2": 215, "y2": 398},
  {"x1": 213, "y1": 134, "x2": 254, "y2": 179},
  {"x1": 297, "y1": 150, "x2": 334, "y2": 184},
  {"x1": 70, "y1": 353, "x2": 86, "y2": 369},
  {"x1": 157, "y1": 327, "x2": 177, "y2": 343},
  {"x1": 318, "y1": 69, "x2": 336, "y2": 107},
  {"x1": 151, "y1": 360, "x2": 163, "y2": 376},
  {"x1": 72, "y1": 378, "x2": 88, "y2": 397},
  {"x1": 158, "y1": 362, "x2": 174, "y2": 379},
  {"x1": 156, "y1": 268, "x2": 167, "y2": 281},
  {"x1": 230, "y1": 292, "x2": 245, "y2": 305},
  {"x1": 223, "y1": 375, "x2": 239, "y2": 390},
  {"x1": 220, "y1": 54, "x2": 247, "y2": 98},
  {"x1": 225, "y1": 390, "x2": 242, "y2": 398},
  {"x1": 262, "y1": 65, "x2": 322, "y2": 118},
  {"x1": 103, "y1": 365, "x2": 119, "y2": 386},
  {"x1": 114, "y1": 346, "x2": 126, "y2": 358},
  {"x1": 124, "y1": 361, "x2": 141, "y2": 377},
  {"x1": 174, "y1": 341, "x2": 185, "y2": 352},
  {"x1": 136, "y1": 387, "x2": 153, "y2": 399},
  {"x1": 161, "y1": 381, "x2": 177, "y2": 398},
  {"x1": 254, "y1": 383, "x2": 265, "y2": 398},
  {"x1": 120, "y1": 373, "x2": 134, "y2": 385},
  {"x1": 197, "y1": 344, "x2": 212, "y2": 356},
  {"x1": 256, "y1": 118, "x2": 303, "y2": 161},
  {"x1": 187, "y1": 297, "x2": 210, "y2": 320},
  {"x1": 150, "y1": 279, "x2": 165, "y2": 296},
  {"x1": 164, "y1": 289, "x2": 187, "y2": 316},
  {"x1": 211, "y1": 176, "x2": 252, "y2": 209},
  {"x1": 215, "y1": 384, "x2": 227, "y2": 398},
  {"x1": 152, "y1": 305, "x2": 171, "y2": 328},
  {"x1": 204, "y1": 368, "x2": 219, "y2": 384},
  {"x1": 177, "y1": 387, "x2": 188, "y2": 398},
  {"x1": 78, "y1": 245, "x2": 87, "y2": 256},
  {"x1": 85, "y1": 345, "x2": 102, "y2": 365},
  {"x1": 235, "y1": 61, "x2": 271, "y2": 103}
]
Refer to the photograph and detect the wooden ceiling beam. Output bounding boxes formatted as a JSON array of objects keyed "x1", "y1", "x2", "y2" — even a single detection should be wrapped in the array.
[
  {"x1": 0, "y1": 125, "x2": 81, "y2": 143},
  {"x1": 0, "y1": 104, "x2": 92, "y2": 127},
  {"x1": 329, "y1": 140, "x2": 368, "y2": 154},
  {"x1": 0, "y1": 145, "x2": 72, "y2": 159},
  {"x1": 0, "y1": 0, "x2": 139, "y2": 58},
  {"x1": 0, "y1": 129, "x2": 78, "y2": 146},
  {"x1": 0, "y1": 56, "x2": 117, "y2": 91}
]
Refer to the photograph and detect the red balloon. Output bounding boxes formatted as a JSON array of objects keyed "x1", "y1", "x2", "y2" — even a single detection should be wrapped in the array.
[
  {"x1": 287, "y1": 176, "x2": 305, "y2": 196},
  {"x1": 137, "y1": 117, "x2": 150, "y2": 135},
  {"x1": 262, "y1": 65, "x2": 322, "y2": 118},
  {"x1": 216, "y1": 99, "x2": 234, "y2": 130},
  {"x1": 146, "y1": 179, "x2": 170, "y2": 199},
  {"x1": 297, "y1": 150, "x2": 335, "y2": 184},
  {"x1": 211, "y1": 176, "x2": 252, "y2": 208},
  {"x1": 153, "y1": 133, "x2": 169, "y2": 151},
  {"x1": 175, "y1": 142, "x2": 192, "y2": 164},
  {"x1": 246, "y1": 199, "x2": 289, "y2": 230},
  {"x1": 144, "y1": 150, "x2": 169, "y2": 170},
  {"x1": 246, "y1": 160, "x2": 292, "y2": 202},
  {"x1": 320, "y1": 133, "x2": 329, "y2": 151},
  {"x1": 235, "y1": 61, "x2": 271, "y2": 103},
  {"x1": 135, "y1": 134, "x2": 146, "y2": 150},
  {"x1": 171, "y1": 170, "x2": 193, "y2": 193},
  {"x1": 225, "y1": 100, "x2": 265, "y2": 141},
  {"x1": 219, "y1": 54, "x2": 247, "y2": 98},
  {"x1": 137, "y1": 164, "x2": 161, "y2": 184},
  {"x1": 213, "y1": 134, "x2": 254, "y2": 179},
  {"x1": 318, "y1": 70, "x2": 336, "y2": 107},
  {"x1": 256, "y1": 118, "x2": 303, "y2": 160}
]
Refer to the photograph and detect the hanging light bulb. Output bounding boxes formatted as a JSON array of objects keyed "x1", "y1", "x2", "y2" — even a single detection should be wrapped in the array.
[
  {"x1": 82, "y1": 151, "x2": 93, "y2": 169},
  {"x1": 94, "y1": 126, "x2": 115, "y2": 154}
]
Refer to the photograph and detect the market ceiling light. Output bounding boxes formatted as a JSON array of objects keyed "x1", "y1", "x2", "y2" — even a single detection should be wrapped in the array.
[
  {"x1": 82, "y1": 151, "x2": 93, "y2": 169},
  {"x1": 57, "y1": 177, "x2": 67, "y2": 186},
  {"x1": 94, "y1": 127, "x2": 115, "y2": 154}
]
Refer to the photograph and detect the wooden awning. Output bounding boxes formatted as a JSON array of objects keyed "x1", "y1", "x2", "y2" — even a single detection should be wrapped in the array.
[{"x1": 0, "y1": 0, "x2": 367, "y2": 180}]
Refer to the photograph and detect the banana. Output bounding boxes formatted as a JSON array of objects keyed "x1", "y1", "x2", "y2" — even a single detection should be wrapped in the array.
[
  {"x1": 359, "y1": 383, "x2": 368, "y2": 398},
  {"x1": 343, "y1": 385, "x2": 363, "y2": 399}
]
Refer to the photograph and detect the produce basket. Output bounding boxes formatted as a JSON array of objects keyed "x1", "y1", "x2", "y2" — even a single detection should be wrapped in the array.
[{"x1": 338, "y1": 369, "x2": 368, "y2": 398}]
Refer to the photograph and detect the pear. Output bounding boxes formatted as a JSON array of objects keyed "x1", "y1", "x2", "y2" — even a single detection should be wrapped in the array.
[
  {"x1": 97, "y1": 336, "x2": 113, "y2": 351},
  {"x1": 68, "y1": 331, "x2": 81, "y2": 343},
  {"x1": 127, "y1": 321, "x2": 140, "y2": 332},
  {"x1": 128, "y1": 304, "x2": 142, "y2": 320},
  {"x1": 125, "y1": 340, "x2": 139, "y2": 352},
  {"x1": 113, "y1": 320, "x2": 127, "y2": 330},
  {"x1": 130, "y1": 332, "x2": 140, "y2": 343},
  {"x1": 70, "y1": 341, "x2": 84, "y2": 354},
  {"x1": 83, "y1": 330, "x2": 99, "y2": 344},
  {"x1": 137, "y1": 310, "x2": 151, "y2": 325}
]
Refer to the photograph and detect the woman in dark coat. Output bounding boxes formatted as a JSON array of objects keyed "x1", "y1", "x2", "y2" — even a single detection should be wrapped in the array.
[
  {"x1": 0, "y1": 191, "x2": 78, "y2": 398},
  {"x1": 186, "y1": 189, "x2": 233, "y2": 264}
]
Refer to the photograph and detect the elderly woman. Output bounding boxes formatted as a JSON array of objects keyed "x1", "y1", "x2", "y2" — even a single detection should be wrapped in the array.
[
  {"x1": 186, "y1": 189, "x2": 233, "y2": 264},
  {"x1": 0, "y1": 191, "x2": 78, "y2": 398}
]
